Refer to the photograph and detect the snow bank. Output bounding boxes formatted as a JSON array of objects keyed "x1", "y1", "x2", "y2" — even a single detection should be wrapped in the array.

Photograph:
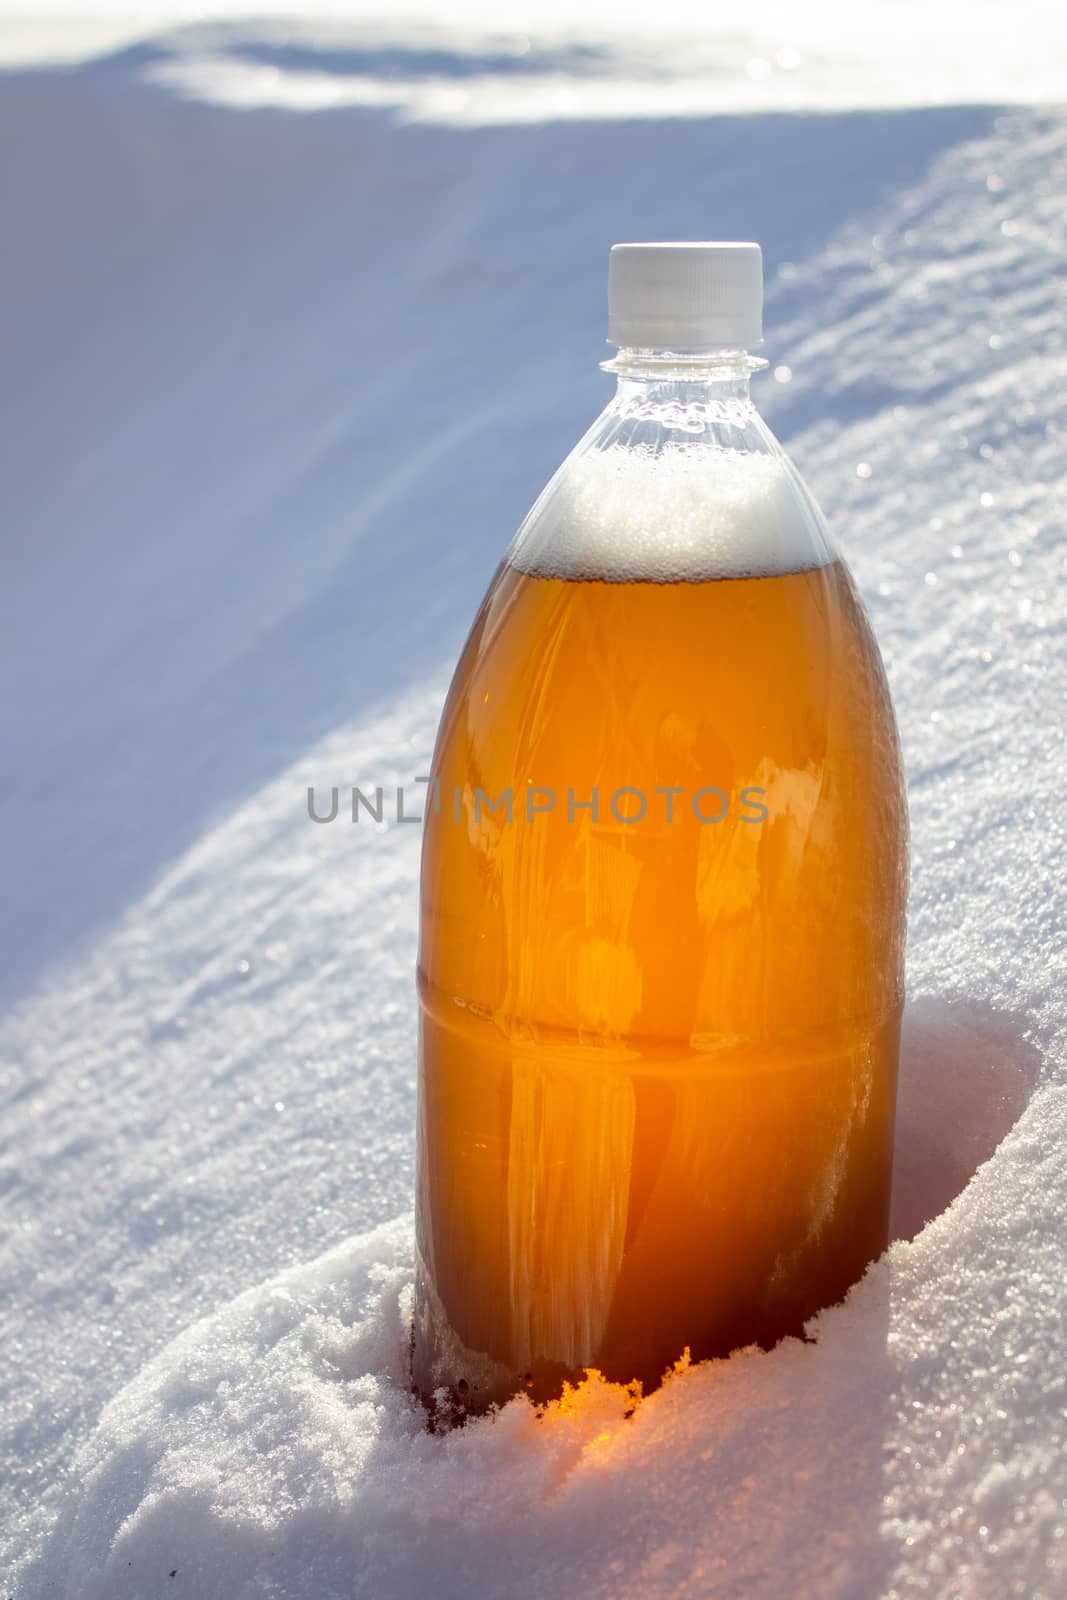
[
  {"x1": 35, "y1": 996, "x2": 1050, "y2": 1600},
  {"x1": 1, "y1": 16, "x2": 1066, "y2": 1600},
  {"x1": 6, "y1": 6, "x2": 1067, "y2": 116}
]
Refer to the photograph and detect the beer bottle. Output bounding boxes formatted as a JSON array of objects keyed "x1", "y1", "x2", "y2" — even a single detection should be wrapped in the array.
[{"x1": 413, "y1": 242, "x2": 908, "y2": 1418}]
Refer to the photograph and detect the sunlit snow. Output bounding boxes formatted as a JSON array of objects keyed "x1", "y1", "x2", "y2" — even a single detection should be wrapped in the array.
[{"x1": 1, "y1": 8, "x2": 1065, "y2": 1598}]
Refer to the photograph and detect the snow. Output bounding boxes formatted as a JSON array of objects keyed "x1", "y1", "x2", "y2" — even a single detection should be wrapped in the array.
[
  {"x1": 5, "y1": 5, "x2": 1067, "y2": 112},
  {"x1": 1, "y1": 9, "x2": 1066, "y2": 1599}
]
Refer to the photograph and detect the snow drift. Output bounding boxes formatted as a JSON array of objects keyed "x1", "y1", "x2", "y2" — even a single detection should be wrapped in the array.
[{"x1": 1, "y1": 17, "x2": 1065, "y2": 1599}]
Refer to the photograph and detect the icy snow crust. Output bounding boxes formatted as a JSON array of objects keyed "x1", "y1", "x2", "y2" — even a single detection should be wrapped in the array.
[
  {"x1": 507, "y1": 445, "x2": 835, "y2": 583},
  {"x1": 1, "y1": 21, "x2": 1066, "y2": 1600}
]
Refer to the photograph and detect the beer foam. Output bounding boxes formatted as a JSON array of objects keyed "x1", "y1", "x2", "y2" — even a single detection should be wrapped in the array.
[{"x1": 507, "y1": 444, "x2": 835, "y2": 583}]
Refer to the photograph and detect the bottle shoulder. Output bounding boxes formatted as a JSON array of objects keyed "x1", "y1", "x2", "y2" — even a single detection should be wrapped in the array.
[{"x1": 505, "y1": 397, "x2": 838, "y2": 585}]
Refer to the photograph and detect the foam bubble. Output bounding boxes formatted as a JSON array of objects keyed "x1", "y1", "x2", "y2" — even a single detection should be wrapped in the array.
[{"x1": 507, "y1": 443, "x2": 835, "y2": 584}]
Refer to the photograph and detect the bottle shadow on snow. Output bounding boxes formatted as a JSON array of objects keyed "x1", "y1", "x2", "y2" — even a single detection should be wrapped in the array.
[{"x1": 889, "y1": 994, "x2": 1040, "y2": 1243}]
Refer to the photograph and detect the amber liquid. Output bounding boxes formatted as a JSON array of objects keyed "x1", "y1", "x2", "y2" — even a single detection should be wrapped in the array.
[{"x1": 413, "y1": 559, "x2": 907, "y2": 1412}]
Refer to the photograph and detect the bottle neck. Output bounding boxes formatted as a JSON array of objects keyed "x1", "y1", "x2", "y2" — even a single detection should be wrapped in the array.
[{"x1": 601, "y1": 346, "x2": 766, "y2": 407}]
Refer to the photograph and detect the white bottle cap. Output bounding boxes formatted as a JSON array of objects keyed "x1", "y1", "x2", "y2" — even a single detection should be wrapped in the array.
[{"x1": 608, "y1": 241, "x2": 763, "y2": 352}]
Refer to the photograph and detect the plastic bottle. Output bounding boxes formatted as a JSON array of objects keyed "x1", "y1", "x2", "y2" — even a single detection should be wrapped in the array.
[{"x1": 412, "y1": 241, "x2": 908, "y2": 1419}]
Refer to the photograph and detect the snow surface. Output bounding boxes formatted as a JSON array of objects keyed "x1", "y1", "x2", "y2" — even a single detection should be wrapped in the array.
[
  {"x1": 5, "y1": 5, "x2": 1067, "y2": 112},
  {"x1": 1, "y1": 11, "x2": 1066, "y2": 1599}
]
